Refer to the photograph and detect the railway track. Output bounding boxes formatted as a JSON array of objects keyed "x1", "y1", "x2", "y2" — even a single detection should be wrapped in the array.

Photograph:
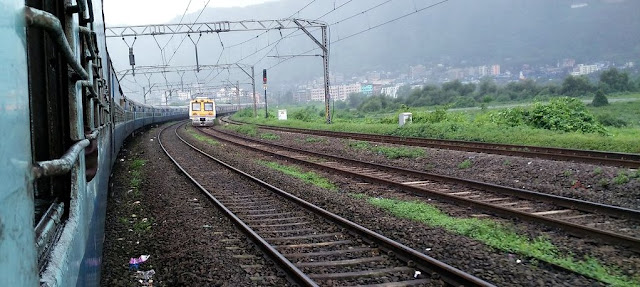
[
  {"x1": 158, "y1": 122, "x2": 493, "y2": 287},
  {"x1": 201, "y1": 126, "x2": 640, "y2": 252},
  {"x1": 221, "y1": 117, "x2": 640, "y2": 168}
]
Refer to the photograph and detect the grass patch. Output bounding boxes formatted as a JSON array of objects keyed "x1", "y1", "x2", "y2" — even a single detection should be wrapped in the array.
[
  {"x1": 225, "y1": 124, "x2": 258, "y2": 137},
  {"x1": 369, "y1": 198, "x2": 639, "y2": 286},
  {"x1": 260, "y1": 133, "x2": 280, "y2": 140},
  {"x1": 133, "y1": 218, "x2": 153, "y2": 232},
  {"x1": 257, "y1": 160, "x2": 336, "y2": 190},
  {"x1": 346, "y1": 140, "x2": 425, "y2": 159},
  {"x1": 593, "y1": 167, "x2": 603, "y2": 176},
  {"x1": 613, "y1": 172, "x2": 629, "y2": 185},
  {"x1": 304, "y1": 137, "x2": 326, "y2": 143},
  {"x1": 458, "y1": 159, "x2": 472, "y2": 169},
  {"x1": 187, "y1": 127, "x2": 220, "y2": 146},
  {"x1": 129, "y1": 159, "x2": 146, "y2": 191}
]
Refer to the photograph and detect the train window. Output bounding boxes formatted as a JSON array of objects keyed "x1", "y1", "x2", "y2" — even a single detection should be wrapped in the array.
[
  {"x1": 192, "y1": 102, "x2": 201, "y2": 111},
  {"x1": 204, "y1": 102, "x2": 214, "y2": 111}
]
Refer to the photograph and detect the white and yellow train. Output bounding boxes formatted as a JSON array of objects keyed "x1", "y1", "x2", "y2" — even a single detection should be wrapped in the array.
[{"x1": 190, "y1": 97, "x2": 217, "y2": 126}]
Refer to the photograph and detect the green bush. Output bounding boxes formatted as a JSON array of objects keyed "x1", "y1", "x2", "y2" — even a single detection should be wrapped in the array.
[
  {"x1": 597, "y1": 113, "x2": 628, "y2": 127},
  {"x1": 592, "y1": 90, "x2": 610, "y2": 107},
  {"x1": 234, "y1": 108, "x2": 254, "y2": 118}
]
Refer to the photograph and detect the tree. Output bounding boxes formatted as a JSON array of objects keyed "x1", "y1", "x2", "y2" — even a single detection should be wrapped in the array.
[
  {"x1": 347, "y1": 93, "x2": 366, "y2": 109},
  {"x1": 561, "y1": 75, "x2": 594, "y2": 97},
  {"x1": 599, "y1": 68, "x2": 631, "y2": 93},
  {"x1": 591, "y1": 89, "x2": 609, "y2": 107}
]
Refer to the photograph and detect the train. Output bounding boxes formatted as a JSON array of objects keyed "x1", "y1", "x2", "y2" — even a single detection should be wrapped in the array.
[
  {"x1": 190, "y1": 97, "x2": 217, "y2": 126},
  {"x1": 0, "y1": 1, "x2": 252, "y2": 286}
]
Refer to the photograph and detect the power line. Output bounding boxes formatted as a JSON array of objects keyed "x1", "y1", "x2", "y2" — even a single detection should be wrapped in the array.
[
  {"x1": 334, "y1": 0, "x2": 448, "y2": 44},
  {"x1": 166, "y1": 0, "x2": 212, "y2": 65},
  {"x1": 288, "y1": 0, "x2": 317, "y2": 18},
  {"x1": 330, "y1": 0, "x2": 393, "y2": 26},
  {"x1": 267, "y1": 0, "x2": 449, "y2": 70},
  {"x1": 161, "y1": 0, "x2": 192, "y2": 51}
]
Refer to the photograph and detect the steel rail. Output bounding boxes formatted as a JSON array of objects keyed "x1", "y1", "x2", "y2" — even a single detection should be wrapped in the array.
[
  {"x1": 162, "y1": 122, "x2": 494, "y2": 286},
  {"x1": 222, "y1": 118, "x2": 640, "y2": 168},
  {"x1": 158, "y1": 122, "x2": 318, "y2": 287},
  {"x1": 205, "y1": 127, "x2": 640, "y2": 251}
]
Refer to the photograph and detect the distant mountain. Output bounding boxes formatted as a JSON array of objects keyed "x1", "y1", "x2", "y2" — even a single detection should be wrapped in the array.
[{"x1": 106, "y1": 0, "x2": 640, "y2": 92}]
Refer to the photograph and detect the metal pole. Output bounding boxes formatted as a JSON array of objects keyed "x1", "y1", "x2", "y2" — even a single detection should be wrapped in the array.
[
  {"x1": 143, "y1": 86, "x2": 146, "y2": 104},
  {"x1": 322, "y1": 26, "x2": 331, "y2": 124},
  {"x1": 236, "y1": 80, "x2": 240, "y2": 111},
  {"x1": 264, "y1": 86, "x2": 268, "y2": 118},
  {"x1": 252, "y1": 66, "x2": 257, "y2": 117}
]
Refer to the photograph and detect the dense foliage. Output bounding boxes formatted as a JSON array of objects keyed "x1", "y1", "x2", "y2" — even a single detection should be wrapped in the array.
[{"x1": 348, "y1": 68, "x2": 639, "y2": 113}]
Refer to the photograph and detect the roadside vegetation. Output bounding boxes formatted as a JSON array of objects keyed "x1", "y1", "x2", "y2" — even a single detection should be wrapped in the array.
[{"x1": 233, "y1": 70, "x2": 640, "y2": 153}]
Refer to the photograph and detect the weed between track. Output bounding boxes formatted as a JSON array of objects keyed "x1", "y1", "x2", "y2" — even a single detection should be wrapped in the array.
[
  {"x1": 256, "y1": 158, "x2": 638, "y2": 286},
  {"x1": 346, "y1": 140, "x2": 426, "y2": 159},
  {"x1": 257, "y1": 160, "x2": 337, "y2": 191},
  {"x1": 260, "y1": 133, "x2": 280, "y2": 140},
  {"x1": 368, "y1": 198, "x2": 639, "y2": 287},
  {"x1": 186, "y1": 127, "x2": 221, "y2": 146}
]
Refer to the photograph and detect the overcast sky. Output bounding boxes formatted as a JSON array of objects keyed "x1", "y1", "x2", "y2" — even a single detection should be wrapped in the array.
[{"x1": 104, "y1": 0, "x2": 278, "y2": 26}]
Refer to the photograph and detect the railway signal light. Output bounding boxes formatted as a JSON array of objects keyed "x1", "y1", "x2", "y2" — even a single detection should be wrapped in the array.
[{"x1": 263, "y1": 69, "x2": 267, "y2": 85}]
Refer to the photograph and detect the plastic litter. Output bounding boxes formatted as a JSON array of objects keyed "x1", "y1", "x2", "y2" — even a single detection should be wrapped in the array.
[
  {"x1": 414, "y1": 271, "x2": 422, "y2": 278},
  {"x1": 129, "y1": 255, "x2": 150, "y2": 270},
  {"x1": 136, "y1": 269, "x2": 156, "y2": 280}
]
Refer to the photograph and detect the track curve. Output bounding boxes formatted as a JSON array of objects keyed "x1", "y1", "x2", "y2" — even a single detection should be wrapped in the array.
[{"x1": 158, "y1": 122, "x2": 494, "y2": 287}]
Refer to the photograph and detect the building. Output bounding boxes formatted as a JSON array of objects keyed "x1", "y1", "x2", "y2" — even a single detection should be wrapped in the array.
[
  {"x1": 478, "y1": 66, "x2": 489, "y2": 77},
  {"x1": 380, "y1": 84, "x2": 402, "y2": 98},
  {"x1": 491, "y1": 64, "x2": 501, "y2": 76},
  {"x1": 571, "y1": 64, "x2": 599, "y2": 76},
  {"x1": 360, "y1": 84, "x2": 374, "y2": 95},
  {"x1": 310, "y1": 88, "x2": 325, "y2": 102}
]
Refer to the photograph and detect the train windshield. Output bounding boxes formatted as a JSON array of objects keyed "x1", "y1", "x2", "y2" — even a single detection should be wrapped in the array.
[
  {"x1": 204, "y1": 102, "x2": 214, "y2": 111},
  {"x1": 191, "y1": 102, "x2": 201, "y2": 111}
]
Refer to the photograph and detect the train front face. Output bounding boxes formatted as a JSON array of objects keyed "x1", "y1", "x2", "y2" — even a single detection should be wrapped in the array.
[{"x1": 190, "y1": 99, "x2": 216, "y2": 126}]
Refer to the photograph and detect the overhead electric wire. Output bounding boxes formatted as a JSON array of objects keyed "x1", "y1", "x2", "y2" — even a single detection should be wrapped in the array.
[
  {"x1": 266, "y1": 0, "x2": 449, "y2": 70},
  {"x1": 330, "y1": 0, "x2": 392, "y2": 26},
  {"x1": 166, "y1": 0, "x2": 212, "y2": 65},
  {"x1": 287, "y1": 0, "x2": 317, "y2": 18},
  {"x1": 161, "y1": 0, "x2": 192, "y2": 51}
]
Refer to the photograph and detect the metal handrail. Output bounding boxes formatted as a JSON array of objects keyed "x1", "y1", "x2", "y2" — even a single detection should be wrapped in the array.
[
  {"x1": 24, "y1": 6, "x2": 89, "y2": 80},
  {"x1": 32, "y1": 139, "x2": 90, "y2": 179}
]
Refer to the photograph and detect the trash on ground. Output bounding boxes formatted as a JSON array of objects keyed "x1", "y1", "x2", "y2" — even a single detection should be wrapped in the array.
[{"x1": 129, "y1": 255, "x2": 150, "y2": 270}]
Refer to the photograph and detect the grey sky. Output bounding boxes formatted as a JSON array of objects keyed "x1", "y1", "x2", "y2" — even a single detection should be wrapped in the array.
[{"x1": 104, "y1": 0, "x2": 279, "y2": 25}]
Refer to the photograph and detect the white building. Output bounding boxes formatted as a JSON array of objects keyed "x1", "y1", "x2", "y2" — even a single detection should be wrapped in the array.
[
  {"x1": 380, "y1": 84, "x2": 402, "y2": 98},
  {"x1": 571, "y1": 64, "x2": 599, "y2": 76}
]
